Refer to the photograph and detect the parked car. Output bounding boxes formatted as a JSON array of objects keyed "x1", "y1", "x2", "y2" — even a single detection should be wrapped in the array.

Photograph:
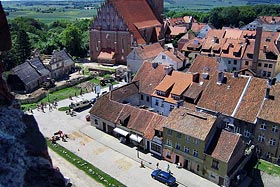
[
  {"x1": 89, "y1": 98, "x2": 96, "y2": 104},
  {"x1": 151, "y1": 169, "x2": 176, "y2": 186},
  {"x1": 69, "y1": 99, "x2": 90, "y2": 111}
]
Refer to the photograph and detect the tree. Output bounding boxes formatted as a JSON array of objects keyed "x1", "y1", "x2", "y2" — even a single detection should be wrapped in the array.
[
  {"x1": 14, "y1": 30, "x2": 31, "y2": 65},
  {"x1": 60, "y1": 25, "x2": 86, "y2": 57}
]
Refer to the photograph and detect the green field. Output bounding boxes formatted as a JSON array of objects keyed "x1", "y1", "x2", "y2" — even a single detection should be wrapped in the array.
[{"x1": 3, "y1": 1, "x2": 98, "y2": 24}]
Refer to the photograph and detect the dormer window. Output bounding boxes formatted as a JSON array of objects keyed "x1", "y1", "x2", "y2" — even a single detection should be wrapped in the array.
[{"x1": 156, "y1": 90, "x2": 166, "y2": 96}]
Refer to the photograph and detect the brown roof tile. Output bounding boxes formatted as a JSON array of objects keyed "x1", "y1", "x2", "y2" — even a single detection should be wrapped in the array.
[
  {"x1": 144, "y1": 114, "x2": 166, "y2": 140},
  {"x1": 220, "y1": 39, "x2": 247, "y2": 59},
  {"x1": 224, "y1": 29, "x2": 243, "y2": 39},
  {"x1": 211, "y1": 130, "x2": 242, "y2": 163},
  {"x1": 183, "y1": 82, "x2": 203, "y2": 100},
  {"x1": 235, "y1": 77, "x2": 267, "y2": 123},
  {"x1": 191, "y1": 22, "x2": 206, "y2": 33},
  {"x1": 136, "y1": 43, "x2": 164, "y2": 60},
  {"x1": 258, "y1": 83, "x2": 280, "y2": 124},
  {"x1": 188, "y1": 55, "x2": 218, "y2": 77},
  {"x1": 259, "y1": 16, "x2": 280, "y2": 24},
  {"x1": 110, "y1": 82, "x2": 139, "y2": 102},
  {"x1": 163, "y1": 108, "x2": 216, "y2": 140},
  {"x1": 169, "y1": 26, "x2": 187, "y2": 36},
  {"x1": 111, "y1": 0, "x2": 161, "y2": 44},
  {"x1": 201, "y1": 37, "x2": 227, "y2": 56},
  {"x1": 155, "y1": 71, "x2": 193, "y2": 95},
  {"x1": 197, "y1": 72, "x2": 249, "y2": 116},
  {"x1": 89, "y1": 94, "x2": 124, "y2": 123},
  {"x1": 133, "y1": 61, "x2": 166, "y2": 95},
  {"x1": 205, "y1": 29, "x2": 226, "y2": 39},
  {"x1": 240, "y1": 30, "x2": 256, "y2": 39}
]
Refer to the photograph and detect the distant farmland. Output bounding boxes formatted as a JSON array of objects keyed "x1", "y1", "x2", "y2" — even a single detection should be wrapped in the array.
[{"x1": 3, "y1": 0, "x2": 280, "y2": 24}]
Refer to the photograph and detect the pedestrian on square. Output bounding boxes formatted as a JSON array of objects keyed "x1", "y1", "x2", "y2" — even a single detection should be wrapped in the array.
[{"x1": 156, "y1": 162, "x2": 159, "y2": 169}]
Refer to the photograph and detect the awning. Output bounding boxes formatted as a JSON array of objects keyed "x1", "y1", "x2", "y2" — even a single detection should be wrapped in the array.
[
  {"x1": 130, "y1": 134, "x2": 143, "y2": 143},
  {"x1": 113, "y1": 127, "x2": 129, "y2": 137}
]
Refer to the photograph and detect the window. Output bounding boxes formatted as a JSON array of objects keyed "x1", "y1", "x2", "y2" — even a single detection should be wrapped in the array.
[
  {"x1": 166, "y1": 151, "x2": 171, "y2": 159},
  {"x1": 194, "y1": 138, "x2": 199, "y2": 145},
  {"x1": 186, "y1": 136, "x2": 191, "y2": 143},
  {"x1": 234, "y1": 60, "x2": 237, "y2": 65},
  {"x1": 155, "y1": 100, "x2": 159, "y2": 106},
  {"x1": 256, "y1": 147, "x2": 262, "y2": 156},
  {"x1": 228, "y1": 60, "x2": 231, "y2": 64},
  {"x1": 166, "y1": 139, "x2": 172, "y2": 146},
  {"x1": 245, "y1": 61, "x2": 249, "y2": 65},
  {"x1": 167, "y1": 129, "x2": 172, "y2": 135},
  {"x1": 258, "y1": 63, "x2": 262, "y2": 67},
  {"x1": 234, "y1": 126, "x2": 241, "y2": 134},
  {"x1": 140, "y1": 94, "x2": 143, "y2": 100},
  {"x1": 260, "y1": 122, "x2": 267, "y2": 130},
  {"x1": 193, "y1": 150, "x2": 198, "y2": 157},
  {"x1": 269, "y1": 138, "x2": 276, "y2": 146},
  {"x1": 264, "y1": 63, "x2": 268, "y2": 68},
  {"x1": 197, "y1": 165, "x2": 200, "y2": 172},
  {"x1": 262, "y1": 71, "x2": 267, "y2": 77},
  {"x1": 244, "y1": 130, "x2": 251, "y2": 138},
  {"x1": 146, "y1": 96, "x2": 149, "y2": 102},
  {"x1": 176, "y1": 132, "x2": 182, "y2": 138},
  {"x1": 151, "y1": 143, "x2": 161, "y2": 153},
  {"x1": 266, "y1": 152, "x2": 272, "y2": 159},
  {"x1": 184, "y1": 146, "x2": 189, "y2": 154},
  {"x1": 232, "y1": 67, "x2": 236, "y2": 71},
  {"x1": 272, "y1": 125, "x2": 278, "y2": 133},
  {"x1": 169, "y1": 105, "x2": 174, "y2": 111},
  {"x1": 258, "y1": 135, "x2": 265, "y2": 142},
  {"x1": 94, "y1": 119, "x2": 98, "y2": 125},
  {"x1": 267, "y1": 72, "x2": 271, "y2": 77},
  {"x1": 212, "y1": 159, "x2": 219, "y2": 170},
  {"x1": 162, "y1": 55, "x2": 166, "y2": 59},
  {"x1": 269, "y1": 64, "x2": 273, "y2": 68},
  {"x1": 175, "y1": 143, "x2": 181, "y2": 150}
]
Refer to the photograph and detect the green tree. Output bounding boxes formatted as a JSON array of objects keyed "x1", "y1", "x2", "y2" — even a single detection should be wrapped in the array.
[
  {"x1": 60, "y1": 25, "x2": 85, "y2": 57},
  {"x1": 14, "y1": 30, "x2": 32, "y2": 65}
]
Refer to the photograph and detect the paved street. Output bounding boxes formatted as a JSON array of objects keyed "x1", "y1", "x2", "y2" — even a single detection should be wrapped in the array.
[{"x1": 33, "y1": 84, "x2": 219, "y2": 187}]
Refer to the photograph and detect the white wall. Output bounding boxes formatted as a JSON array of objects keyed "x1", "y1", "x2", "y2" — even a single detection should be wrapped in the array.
[{"x1": 152, "y1": 52, "x2": 183, "y2": 70}]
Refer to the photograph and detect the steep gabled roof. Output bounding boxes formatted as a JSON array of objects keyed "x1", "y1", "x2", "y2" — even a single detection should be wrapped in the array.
[
  {"x1": 50, "y1": 49, "x2": 75, "y2": 66},
  {"x1": 133, "y1": 61, "x2": 166, "y2": 95},
  {"x1": 258, "y1": 83, "x2": 280, "y2": 124},
  {"x1": 163, "y1": 108, "x2": 216, "y2": 141},
  {"x1": 135, "y1": 43, "x2": 164, "y2": 60},
  {"x1": 224, "y1": 29, "x2": 243, "y2": 39},
  {"x1": 89, "y1": 94, "x2": 124, "y2": 124},
  {"x1": 110, "y1": 82, "x2": 139, "y2": 102},
  {"x1": 197, "y1": 72, "x2": 249, "y2": 116},
  {"x1": 28, "y1": 57, "x2": 50, "y2": 77},
  {"x1": 12, "y1": 62, "x2": 41, "y2": 85},
  {"x1": 188, "y1": 55, "x2": 218, "y2": 78},
  {"x1": 111, "y1": 0, "x2": 161, "y2": 44},
  {"x1": 234, "y1": 77, "x2": 267, "y2": 123},
  {"x1": 211, "y1": 130, "x2": 243, "y2": 163},
  {"x1": 205, "y1": 29, "x2": 226, "y2": 39}
]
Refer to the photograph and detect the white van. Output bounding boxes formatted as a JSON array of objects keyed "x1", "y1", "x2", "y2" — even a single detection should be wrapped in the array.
[{"x1": 69, "y1": 99, "x2": 90, "y2": 110}]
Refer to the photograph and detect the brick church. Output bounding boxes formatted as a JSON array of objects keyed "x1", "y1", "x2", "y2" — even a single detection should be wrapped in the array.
[{"x1": 89, "y1": 0, "x2": 165, "y2": 64}]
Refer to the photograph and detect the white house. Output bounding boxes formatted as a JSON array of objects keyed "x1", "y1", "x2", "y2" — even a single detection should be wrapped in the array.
[{"x1": 152, "y1": 49, "x2": 185, "y2": 70}]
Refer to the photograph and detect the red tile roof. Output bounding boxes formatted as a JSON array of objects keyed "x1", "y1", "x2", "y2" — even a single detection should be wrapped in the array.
[
  {"x1": 191, "y1": 22, "x2": 206, "y2": 33},
  {"x1": 205, "y1": 29, "x2": 226, "y2": 39},
  {"x1": 133, "y1": 61, "x2": 166, "y2": 95},
  {"x1": 188, "y1": 55, "x2": 218, "y2": 77},
  {"x1": 163, "y1": 108, "x2": 216, "y2": 141},
  {"x1": 234, "y1": 77, "x2": 267, "y2": 123},
  {"x1": 89, "y1": 94, "x2": 124, "y2": 123},
  {"x1": 201, "y1": 37, "x2": 227, "y2": 56},
  {"x1": 98, "y1": 49, "x2": 115, "y2": 60},
  {"x1": 211, "y1": 130, "x2": 243, "y2": 163},
  {"x1": 181, "y1": 38, "x2": 204, "y2": 52},
  {"x1": 169, "y1": 26, "x2": 187, "y2": 36},
  {"x1": 135, "y1": 43, "x2": 164, "y2": 60},
  {"x1": 224, "y1": 29, "x2": 243, "y2": 39},
  {"x1": 197, "y1": 72, "x2": 249, "y2": 116},
  {"x1": 240, "y1": 30, "x2": 256, "y2": 39},
  {"x1": 259, "y1": 16, "x2": 280, "y2": 24},
  {"x1": 258, "y1": 83, "x2": 280, "y2": 124},
  {"x1": 220, "y1": 38, "x2": 247, "y2": 59},
  {"x1": 144, "y1": 114, "x2": 166, "y2": 140},
  {"x1": 110, "y1": 82, "x2": 139, "y2": 102},
  {"x1": 111, "y1": 0, "x2": 161, "y2": 44},
  {"x1": 155, "y1": 71, "x2": 193, "y2": 95}
]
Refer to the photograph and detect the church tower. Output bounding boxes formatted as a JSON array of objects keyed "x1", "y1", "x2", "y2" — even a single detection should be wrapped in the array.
[{"x1": 147, "y1": 0, "x2": 164, "y2": 23}]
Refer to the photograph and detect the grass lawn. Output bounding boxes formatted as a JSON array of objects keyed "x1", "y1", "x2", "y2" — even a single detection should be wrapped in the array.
[
  {"x1": 47, "y1": 139, "x2": 125, "y2": 187},
  {"x1": 256, "y1": 159, "x2": 280, "y2": 176}
]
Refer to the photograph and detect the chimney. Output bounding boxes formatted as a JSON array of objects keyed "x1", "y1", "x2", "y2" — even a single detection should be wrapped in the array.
[
  {"x1": 192, "y1": 72, "x2": 199, "y2": 82},
  {"x1": 152, "y1": 62, "x2": 158, "y2": 69},
  {"x1": 233, "y1": 71, "x2": 238, "y2": 78},
  {"x1": 263, "y1": 45, "x2": 267, "y2": 53},
  {"x1": 164, "y1": 65, "x2": 173, "y2": 75},
  {"x1": 265, "y1": 87, "x2": 270, "y2": 99},
  {"x1": 252, "y1": 26, "x2": 262, "y2": 71},
  {"x1": 217, "y1": 72, "x2": 224, "y2": 85}
]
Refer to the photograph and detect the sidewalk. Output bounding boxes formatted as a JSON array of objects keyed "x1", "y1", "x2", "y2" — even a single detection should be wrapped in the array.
[{"x1": 79, "y1": 125, "x2": 219, "y2": 187}]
